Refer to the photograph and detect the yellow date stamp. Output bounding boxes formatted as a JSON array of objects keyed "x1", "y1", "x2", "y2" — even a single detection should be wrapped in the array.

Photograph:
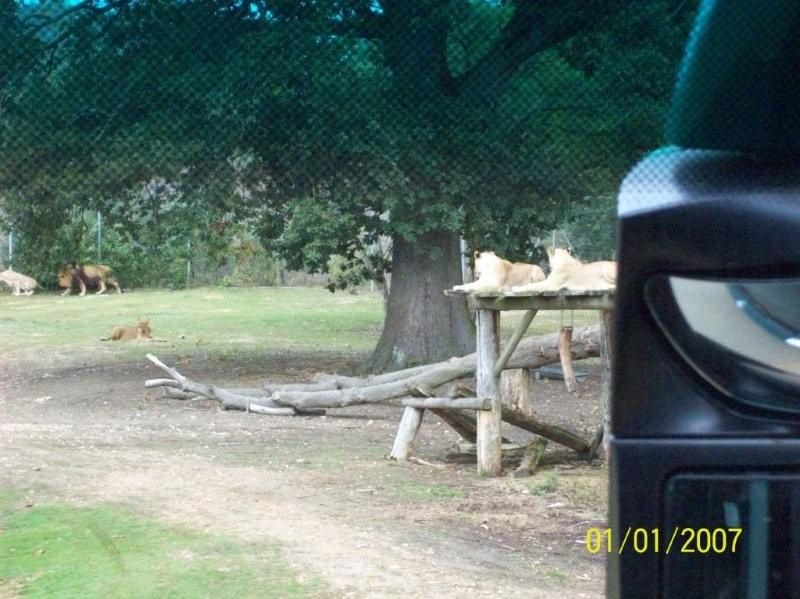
[{"x1": 585, "y1": 527, "x2": 743, "y2": 554}]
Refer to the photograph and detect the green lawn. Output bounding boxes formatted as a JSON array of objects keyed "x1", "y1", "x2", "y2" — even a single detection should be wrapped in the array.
[
  {"x1": 0, "y1": 287, "x2": 384, "y2": 366},
  {"x1": 500, "y1": 307, "x2": 599, "y2": 338},
  {"x1": 0, "y1": 495, "x2": 323, "y2": 598},
  {"x1": 0, "y1": 286, "x2": 600, "y2": 367}
]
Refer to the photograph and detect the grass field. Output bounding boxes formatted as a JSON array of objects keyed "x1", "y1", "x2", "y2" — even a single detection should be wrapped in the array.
[
  {"x1": 0, "y1": 287, "x2": 383, "y2": 367},
  {"x1": 0, "y1": 286, "x2": 600, "y2": 368},
  {"x1": 0, "y1": 494, "x2": 323, "y2": 598}
]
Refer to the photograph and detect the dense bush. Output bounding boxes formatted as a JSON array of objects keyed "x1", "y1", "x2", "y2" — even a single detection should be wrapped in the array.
[
  {"x1": 6, "y1": 210, "x2": 277, "y2": 290},
  {"x1": 559, "y1": 195, "x2": 618, "y2": 261}
]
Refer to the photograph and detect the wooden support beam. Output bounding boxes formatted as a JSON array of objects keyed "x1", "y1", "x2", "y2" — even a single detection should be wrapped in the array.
[
  {"x1": 493, "y1": 309, "x2": 537, "y2": 377},
  {"x1": 444, "y1": 446, "x2": 598, "y2": 467},
  {"x1": 431, "y1": 409, "x2": 478, "y2": 442},
  {"x1": 458, "y1": 442, "x2": 527, "y2": 453},
  {"x1": 401, "y1": 397, "x2": 490, "y2": 410},
  {"x1": 476, "y1": 309, "x2": 503, "y2": 476},
  {"x1": 440, "y1": 289, "x2": 615, "y2": 463},
  {"x1": 501, "y1": 368, "x2": 535, "y2": 417},
  {"x1": 474, "y1": 295, "x2": 614, "y2": 312},
  {"x1": 514, "y1": 437, "x2": 549, "y2": 478},
  {"x1": 500, "y1": 405, "x2": 592, "y2": 454},
  {"x1": 389, "y1": 407, "x2": 425, "y2": 461},
  {"x1": 401, "y1": 384, "x2": 509, "y2": 447},
  {"x1": 588, "y1": 424, "x2": 604, "y2": 456}
]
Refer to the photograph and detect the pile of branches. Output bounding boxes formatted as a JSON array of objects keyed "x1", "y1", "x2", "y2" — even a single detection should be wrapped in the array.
[{"x1": 144, "y1": 324, "x2": 601, "y2": 415}]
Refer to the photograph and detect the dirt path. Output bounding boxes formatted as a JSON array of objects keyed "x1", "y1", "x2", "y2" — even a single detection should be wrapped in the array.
[{"x1": 0, "y1": 357, "x2": 606, "y2": 598}]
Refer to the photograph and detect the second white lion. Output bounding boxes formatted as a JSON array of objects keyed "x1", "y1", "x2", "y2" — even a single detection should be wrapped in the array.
[{"x1": 511, "y1": 248, "x2": 616, "y2": 293}]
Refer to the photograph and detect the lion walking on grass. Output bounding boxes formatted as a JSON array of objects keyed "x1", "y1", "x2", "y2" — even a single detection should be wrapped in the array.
[{"x1": 58, "y1": 265, "x2": 122, "y2": 296}]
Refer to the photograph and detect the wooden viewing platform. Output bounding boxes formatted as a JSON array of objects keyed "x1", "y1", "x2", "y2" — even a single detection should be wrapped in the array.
[
  {"x1": 443, "y1": 287, "x2": 615, "y2": 476},
  {"x1": 444, "y1": 287, "x2": 614, "y2": 311}
]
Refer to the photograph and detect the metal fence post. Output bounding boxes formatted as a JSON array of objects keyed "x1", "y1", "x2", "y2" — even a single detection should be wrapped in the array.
[
  {"x1": 96, "y1": 211, "x2": 102, "y2": 262},
  {"x1": 186, "y1": 239, "x2": 192, "y2": 289}
]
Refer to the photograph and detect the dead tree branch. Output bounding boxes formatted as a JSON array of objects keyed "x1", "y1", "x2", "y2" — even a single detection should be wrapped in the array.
[{"x1": 144, "y1": 324, "x2": 600, "y2": 417}]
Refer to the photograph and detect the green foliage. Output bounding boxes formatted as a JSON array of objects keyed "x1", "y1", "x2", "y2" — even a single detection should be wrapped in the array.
[
  {"x1": 1, "y1": 0, "x2": 699, "y2": 283},
  {"x1": 529, "y1": 470, "x2": 561, "y2": 496},
  {"x1": 325, "y1": 255, "x2": 368, "y2": 291},
  {"x1": 8, "y1": 208, "x2": 277, "y2": 290},
  {"x1": 560, "y1": 195, "x2": 618, "y2": 261},
  {"x1": 0, "y1": 498, "x2": 321, "y2": 597},
  {"x1": 272, "y1": 198, "x2": 366, "y2": 273},
  {"x1": 218, "y1": 237, "x2": 278, "y2": 288}
]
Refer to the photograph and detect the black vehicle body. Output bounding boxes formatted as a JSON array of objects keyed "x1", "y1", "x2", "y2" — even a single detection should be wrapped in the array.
[{"x1": 607, "y1": 1, "x2": 800, "y2": 596}]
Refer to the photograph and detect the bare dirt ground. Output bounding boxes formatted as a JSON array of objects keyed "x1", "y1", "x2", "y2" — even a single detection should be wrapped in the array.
[{"x1": 0, "y1": 352, "x2": 608, "y2": 598}]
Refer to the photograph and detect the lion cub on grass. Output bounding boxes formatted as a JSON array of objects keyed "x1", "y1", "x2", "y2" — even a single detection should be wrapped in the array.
[
  {"x1": 511, "y1": 248, "x2": 616, "y2": 293},
  {"x1": 452, "y1": 251, "x2": 545, "y2": 292},
  {"x1": 102, "y1": 319, "x2": 153, "y2": 341}
]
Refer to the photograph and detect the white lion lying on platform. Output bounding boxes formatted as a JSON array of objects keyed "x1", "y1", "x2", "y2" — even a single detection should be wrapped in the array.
[
  {"x1": 511, "y1": 248, "x2": 616, "y2": 293},
  {"x1": 452, "y1": 251, "x2": 545, "y2": 292}
]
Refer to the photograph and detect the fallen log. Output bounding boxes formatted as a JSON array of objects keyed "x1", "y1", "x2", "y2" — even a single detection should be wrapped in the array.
[
  {"x1": 500, "y1": 405, "x2": 592, "y2": 454},
  {"x1": 401, "y1": 397, "x2": 490, "y2": 410},
  {"x1": 430, "y1": 409, "x2": 478, "y2": 442},
  {"x1": 161, "y1": 387, "x2": 200, "y2": 400},
  {"x1": 244, "y1": 404, "x2": 296, "y2": 416},
  {"x1": 145, "y1": 354, "x2": 311, "y2": 415},
  {"x1": 270, "y1": 324, "x2": 600, "y2": 409},
  {"x1": 144, "y1": 324, "x2": 600, "y2": 415},
  {"x1": 309, "y1": 364, "x2": 434, "y2": 389},
  {"x1": 262, "y1": 380, "x2": 338, "y2": 393},
  {"x1": 457, "y1": 442, "x2": 528, "y2": 454},
  {"x1": 444, "y1": 446, "x2": 599, "y2": 466}
]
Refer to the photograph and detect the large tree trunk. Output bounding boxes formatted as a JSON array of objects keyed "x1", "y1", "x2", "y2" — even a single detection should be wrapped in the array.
[{"x1": 365, "y1": 230, "x2": 475, "y2": 373}]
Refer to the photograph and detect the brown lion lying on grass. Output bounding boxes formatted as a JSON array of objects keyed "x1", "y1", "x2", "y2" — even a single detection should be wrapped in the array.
[
  {"x1": 101, "y1": 318, "x2": 153, "y2": 341},
  {"x1": 58, "y1": 264, "x2": 122, "y2": 296}
]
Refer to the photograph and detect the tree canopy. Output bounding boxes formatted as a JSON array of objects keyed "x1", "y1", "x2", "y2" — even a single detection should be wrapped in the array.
[{"x1": 3, "y1": 0, "x2": 696, "y2": 261}]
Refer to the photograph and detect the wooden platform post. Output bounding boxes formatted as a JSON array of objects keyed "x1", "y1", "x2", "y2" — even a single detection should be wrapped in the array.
[
  {"x1": 558, "y1": 326, "x2": 579, "y2": 392},
  {"x1": 501, "y1": 368, "x2": 535, "y2": 417},
  {"x1": 443, "y1": 287, "x2": 615, "y2": 465},
  {"x1": 599, "y1": 310, "x2": 614, "y2": 457},
  {"x1": 476, "y1": 309, "x2": 502, "y2": 476},
  {"x1": 390, "y1": 407, "x2": 425, "y2": 461}
]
